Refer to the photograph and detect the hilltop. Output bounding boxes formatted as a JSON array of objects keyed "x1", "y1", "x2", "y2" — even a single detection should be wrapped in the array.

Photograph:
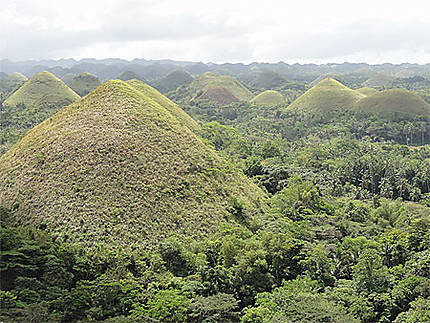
[
  {"x1": 3, "y1": 71, "x2": 80, "y2": 109},
  {"x1": 189, "y1": 72, "x2": 254, "y2": 101},
  {"x1": 153, "y1": 69, "x2": 194, "y2": 93},
  {"x1": 68, "y1": 72, "x2": 101, "y2": 96},
  {"x1": 354, "y1": 88, "x2": 430, "y2": 117},
  {"x1": 288, "y1": 78, "x2": 364, "y2": 112},
  {"x1": 0, "y1": 80, "x2": 265, "y2": 247},
  {"x1": 251, "y1": 90, "x2": 285, "y2": 105},
  {"x1": 197, "y1": 86, "x2": 240, "y2": 105},
  {"x1": 310, "y1": 73, "x2": 342, "y2": 87}
]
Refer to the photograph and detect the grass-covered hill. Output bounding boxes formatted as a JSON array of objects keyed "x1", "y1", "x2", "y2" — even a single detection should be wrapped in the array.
[
  {"x1": 251, "y1": 90, "x2": 285, "y2": 105},
  {"x1": 240, "y1": 69, "x2": 288, "y2": 89},
  {"x1": 68, "y1": 72, "x2": 101, "y2": 96},
  {"x1": 354, "y1": 88, "x2": 430, "y2": 117},
  {"x1": 2, "y1": 71, "x2": 80, "y2": 109},
  {"x1": 153, "y1": 69, "x2": 194, "y2": 93},
  {"x1": 0, "y1": 72, "x2": 81, "y2": 155},
  {"x1": 363, "y1": 72, "x2": 395, "y2": 88},
  {"x1": 0, "y1": 80, "x2": 265, "y2": 247},
  {"x1": 287, "y1": 78, "x2": 364, "y2": 112},
  {"x1": 196, "y1": 86, "x2": 240, "y2": 105},
  {"x1": 126, "y1": 79, "x2": 200, "y2": 132},
  {"x1": 356, "y1": 87, "x2": 379, "y2": 96},
  {"x1": 8, "y1": 72, "x2": 28, "y2": 82},
  {"x1": 0, "y1": 73, "x2": 28, "y2": 102},
  {"x1": 190, "y1": 72, "x2": 254, "y2": 101},
  {"x1": 61, "y1": 73, "x2": 77, "y2": 85},
  {"x1": 117, "y1": 70, "x2": 143, "y2": 81}
]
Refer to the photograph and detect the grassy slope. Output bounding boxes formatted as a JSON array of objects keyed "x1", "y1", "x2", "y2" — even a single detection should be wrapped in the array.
[
  {"x1": 251, "y1": 90, "x2": 285, "y2": 105},
  {"x1": 126, "y1": 79, "x2": 200, "y2": 132},
  {"x1": 190, "y1": 72, "x2": 254, "y2": 101},
  {"x1": 197, "y1": 86, "x2": 240, "y2": 105},
  {"x1": 288, "y1": 78, "x2": 364, "y2": 112},
  {"x1": 3, "y1": 71, "x2": 80, "y2": 109},
  {"x1": 354, "y1": 88, "x2": 430, "y2": 116},
  {"x1": 0, "y1": 80, "x2": 265, "y2": 247},
  {"x1": 69, "y1": 72, "x2": 101, "y2": 96}
]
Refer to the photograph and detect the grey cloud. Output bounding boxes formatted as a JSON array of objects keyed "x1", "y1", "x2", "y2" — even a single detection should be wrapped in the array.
[
  {"x1": 1, "y1": 1, "x2": 430, "y2": 63},
  {"x1": 0, "y1": 2, "x2": 252, "y2": 60},
  {"x1": 270, "y1": 19, "x2": 430, "y2": 60}
]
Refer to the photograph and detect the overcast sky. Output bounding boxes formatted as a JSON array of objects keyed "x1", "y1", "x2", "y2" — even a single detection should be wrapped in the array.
[{"x1": 1, "y1": 0, "x2": 430, "y2": 64}]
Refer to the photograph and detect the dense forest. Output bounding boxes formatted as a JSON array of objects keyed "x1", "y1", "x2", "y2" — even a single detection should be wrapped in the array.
[{"x1": 1, "y1": 61, "x2": 430, "y2": 322}]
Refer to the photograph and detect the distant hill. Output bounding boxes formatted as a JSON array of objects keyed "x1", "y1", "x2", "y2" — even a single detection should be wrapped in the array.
[
  {"x1": 197, "y1": 86, "x2": 240, "y2": 105},
  {"x1": 189, "y1": 72, "x2": 253, "y2": 101},
  {"x1": 0, "y1": 80, "x2": 265, "y2": 247},
  {"x1": 117, "y1": 70, "x2": 143, "y2": 81},
  {"x1": 3, "y1": 71, "x2": 80, "y2": 109},
  {"x1": 0, "y1": 72, "x2": 28, "y2": 100},
  {"x1": 356, "y1": 87, "x2": 379, "y2": 96},
  {"x1": 240, "y1": 69, "x2": 288, "y2": 89},
  {"x1": 251, "y1": 90, "x2": 285, "y2": 105},
  {"x1": 1, "y1": 72, "x2": 80, "y2": 155},
  {"x1": 354, "y1": 88, "x2": 430, "y2": 117},
  {"x1": 288, "y1": 78, "x2": 364, "y2": 112},
  {"x1": 363, "y1": 73, "x2": 395, "y2": 88},
  {"x1": 69, "y1": 72, "x2": 101, "y2": 96},
  {"x1": 61, "y1": 73, "x2": 77, "y2": 85},
  {"x1": 8, "y1": 72, "x2": 28, "y2": 82},
  {"x1": 153, "y1": 69, "x2": 193, "y2": 93}
]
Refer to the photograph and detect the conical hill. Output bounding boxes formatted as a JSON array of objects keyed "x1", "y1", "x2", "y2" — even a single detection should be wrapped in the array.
[
  {"x1": 154, "y1": 69, "x2": 193, "y2": 93},
  {"x1": 197, "y1": 86, "x2": 240, "y2": 105},
  {"x1": 0, "y1": 80, "x2": 265, "y2": 247},
  {"x1": 251, "y1": 90, "x2": 285, "y2": 105},
  {"x1": 288, "y1": 78, "x2": 364, "y2": 112},
  {"x1": 353, "y1": 88, "x2": 430, "y2": 117},
  {"x1": 69, "y1": 72, "x2": 101, "y2": 96},
  {"x1": 190, "y1": 72, "x2": 253, "y2": 101},
  {"x1": 3, "y1": 71, "x2": 80, "y2": 109}
]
